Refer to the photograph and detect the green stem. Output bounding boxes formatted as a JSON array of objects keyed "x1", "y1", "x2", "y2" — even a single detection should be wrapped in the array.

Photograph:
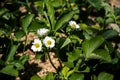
[
  {"x1": 23, "y1": 35, "x2": 27, "y2": 53},
  {"x1": 26, "y1": 0, "x2": 32, "y2": 12},
  {"x1": 58, "y1": 58, "x2": 62, "y2": 69},
  {"x1": 56, "y1": 50, "x2": 62, "y2": 69},
  {"x1": 44, "y1": 11, "x2": 51, "y2": 27},
  {"x1": 47, "y1": 51, "x2": 58, "y2": 72}
]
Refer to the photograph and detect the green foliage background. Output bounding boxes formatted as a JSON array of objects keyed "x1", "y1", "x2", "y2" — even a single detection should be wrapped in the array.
[{"x1": 0, "y1": 0, "x2": 120, "y2": 80}]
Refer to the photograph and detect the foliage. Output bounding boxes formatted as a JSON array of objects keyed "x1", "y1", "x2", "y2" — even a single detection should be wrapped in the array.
[{"x1": 0, "y1": 0, "x2": 120, "y2": 80}]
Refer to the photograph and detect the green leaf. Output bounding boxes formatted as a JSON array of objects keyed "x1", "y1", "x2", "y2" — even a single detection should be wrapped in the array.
[
  {"x1": 50, "y1": 0, "x2": 63, "y2": 8},
  {"x1": 104, "y1": 42, "x2": 114, "y2": 54},
  {"x1": 46, "y1": 2, "x2": 55, "y2": 30},
  {"x1": 70, "y1": 35, "x2": 83, "y2": 44},
  {"x1": 60, "y1": 37, "x2": 71, "y2": 49},
  {"x1": 6, "y1": 44, "x2": 20, "y2": 62},
  {"x1": 19, "y1": 55, "x2": 29, "y2": 65},
  {"x1": 88, "y1": 0, "x2": 103, "y2": 10},
  {"x1": 83, "y1": 66, "x2": 90, "y2": 73},
  {"x1": 105, "y1": 18, "x2": 114, "y2": 24},
  {"x1": 0, "y1": 7, "x2": 8, "y2": 16},
  {"x1": 90, "y1": 49, "x2": 111, "y2": 62},
  {"x1": 82, "y1": 36, "x2": 104, "y2": 57},
  {"x1": 62, "y1": 66, "x2": 74, "y2": 79},
  {"x1": 14, "y1": 30, "x2": 25, "y2": 39},
  {"x1": 62, "y1": 66, "x2": 70, "y2": 79},
  {"x1": 0, "y1": 29, "x2": 4, "y2": 36},
  {"x1": 28, "y1": 20, "x2": 45, "y2": 31},
  {"x1": 67, "y1": 49, "x2": 82, "y2": 62},
  {"x1": 69, "y1": 73, "x2": 84, "y2": 80},
  {"x1": 83, "y1": 30, "x2": 94, "y2": 40},
  {"x1": 14, "y1": 62, "x2": 24, "y2": 70},
  {"x1": 34, "y1": 1, "x2": 44, "y2": 9},
  {"x1": 35, "y1": 53, "x2": 42, "y2": 60},
  {"x1": 21, "y1": 14, "x2": 34, "y2": 34},
  {"x1": 54, "y1": 11, "x2": 75, "y2": 31},
  {"x1": 0, "y1": 65, "x2": 18, "y2": 76},
  {"x1": 96, "y1": 17, "x2": 104, "y2": 24},
  {"x1": 30, "y1": 75, "x2": 42, "y2": 80},
  {"x1": 92, "y1": 74, "x2": 97, "y2": 80},
  {"x1": 98, "y1": 72, "x2": 113, "y2": 80},
  {"x1": 102, "y1": 29, "x2": 118, "y2": 39},
  {"x1": 69, "y1": 0, "x2": 76, "y2": 3},
  {"x1": 43, "y1": 73, "x2": 54, "y2": 80},
  {"x1": 66, "y1": 69, "x2": 74, "y2": 79},
  {"x1": 64, "y1": 61, "x2": 74, "y2": 68},
  {"x1": 80, "y1": 23, "x2": 88, "y2": 30}
]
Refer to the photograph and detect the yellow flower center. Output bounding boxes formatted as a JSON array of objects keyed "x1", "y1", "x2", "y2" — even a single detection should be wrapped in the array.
[
  {"x1": 71, "y1": 23, "x2": 76, "y2": 28},
  {"x1": 47, "y1": 40, "x2": 52, "y2": 45},
  {"x1": 34, "y1": 43, "x2": 40, "y2": 48}
]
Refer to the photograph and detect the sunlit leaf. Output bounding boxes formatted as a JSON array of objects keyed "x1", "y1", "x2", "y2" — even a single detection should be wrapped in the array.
[
  {"x1": 88, "y1": 0, "x2": 103, "y2": 10},
  {"x1": 89, "y1": 49, "x2": 111, "y2": 62},
  {"x1": 35, "y1": 53, "x2": 42, "y2": 60},
  {"x1": 46, "y1": 2, "x2": 55, "y2": 30},
  {"x1": 67, "y1": 49, "x2": 82, "y2": 62},
  {"x1": 0, "y1": 65, "x2": 18, "y2": 76},
  {"x1": 80, "y1": 23, "x2": 88, "y2": 30},
  {"x1": 19, "y1": 55, "x2": 29, "y2": 65},
  {"x1": 98, "y1": 72, "x2": 114, "y2": 80},
  {"x1": 21, "y1": 14, "x2": 34, "y2": 34},
  {"x1": 54, "y1": 11, "x2": 75, "y2": 31},
  {"x1": 0, "y1": 7, "x2": 8, "y2": 16},
  {"x1": 82, "y1": 36, "x2": 104, "y2": 57},
  {"x1": 43, "y1": 73, "x2": 54, "y2": 80},
  {"x1": 6, "y1": 44, "x2": 20, "y2": 62},
  {"x1": 105, "y1": 18, "x2": 114, "y2": 24},
  {"x1": 69, "y1": 73, "x2": 84, "y2": 80},
  {"x1": 50, "y1": 0, "x2": 63, "y2": 7},
  {"x1": 66, "y1": 69, "x2": 74, "y2": 79},
  {"x1": 64, "y1": 61, "x2": 74, "y2": 68},
  {"x1": 70, "y1": 35, "x2": 83, "y2": 44},
  {"x1": 60, "y1": 37, "x2": 71, "y2": 49},
  {"x1": 62, "y1": 66, "x2": 70, "y2": 79},
  {"x1": 28, "y1": 20, "x2": 45, "y2": 31}
]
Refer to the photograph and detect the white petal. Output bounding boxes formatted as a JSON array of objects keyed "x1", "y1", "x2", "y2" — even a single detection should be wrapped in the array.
[
  {"x1": 31, "y1": 39, "x2": 42, "y2": 52},
  {"x1": 34, "y1": 39, "x2": 40, "y2": 43},
  {"x1": 37, "y1": 28, "x2": 49, "y2": 36},
  {"x1": 69, "y1": 21, "x2": 76, "y2": 25},
  {"x1": 37, "y1": 47, "x2": 42, "y2": 51},
  {"x1": 31, "y1": 45, "x2": 37, "y2": 52},
  {"x1": 76, "y1": 24, "x2": 80, "y2": 28},
  {"x1": 43, "y1": 36, "x2": 55, "y2": 48}
]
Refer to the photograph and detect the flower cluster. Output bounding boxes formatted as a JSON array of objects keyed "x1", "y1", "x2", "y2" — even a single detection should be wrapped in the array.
[
  {"x1": 69, "y1": 20, "x2": 80, "y2": 29},
  {"x1": 37, "y1": 28, "x2": 49, "y2": 36},
  {"x1": 31, "y1": 39, "x2": 42, "y2": 52},
  {"x1": 31, "y1": 28, "x2": 55, "y2": 52},
  {"x1": 43, "y1": 36, "x2": 55, "y2": 48}
]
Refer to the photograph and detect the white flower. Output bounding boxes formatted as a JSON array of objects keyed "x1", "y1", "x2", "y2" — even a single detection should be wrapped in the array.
[
  {"x1": 43, "y1": 36, "x2": 55, "y2": 48},
  {"x1": 69, "y1": 20, "x2": 80, "y2": 29},
  {"x1": 31, "y1": 39, "x2": 42, "y2": 52},
  {"x1": 37, "y1": 28, "x2": 49, "y2": 36}
]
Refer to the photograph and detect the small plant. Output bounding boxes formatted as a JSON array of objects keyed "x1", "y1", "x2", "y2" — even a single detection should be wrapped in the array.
[{"x1": 0, "y1": 0, "x2": 120, "y2": 80}]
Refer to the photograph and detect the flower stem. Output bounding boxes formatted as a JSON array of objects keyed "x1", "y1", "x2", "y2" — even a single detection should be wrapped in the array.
[
  {"x1": 55, "y1": 50, "x2": 62, "y2": 69},
  {"x1": 23, "y1": 35, "x2": 27, "y2": 53},
  {"x1": 47, "y1": 52, "x2": 58, "y2": 73}
]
